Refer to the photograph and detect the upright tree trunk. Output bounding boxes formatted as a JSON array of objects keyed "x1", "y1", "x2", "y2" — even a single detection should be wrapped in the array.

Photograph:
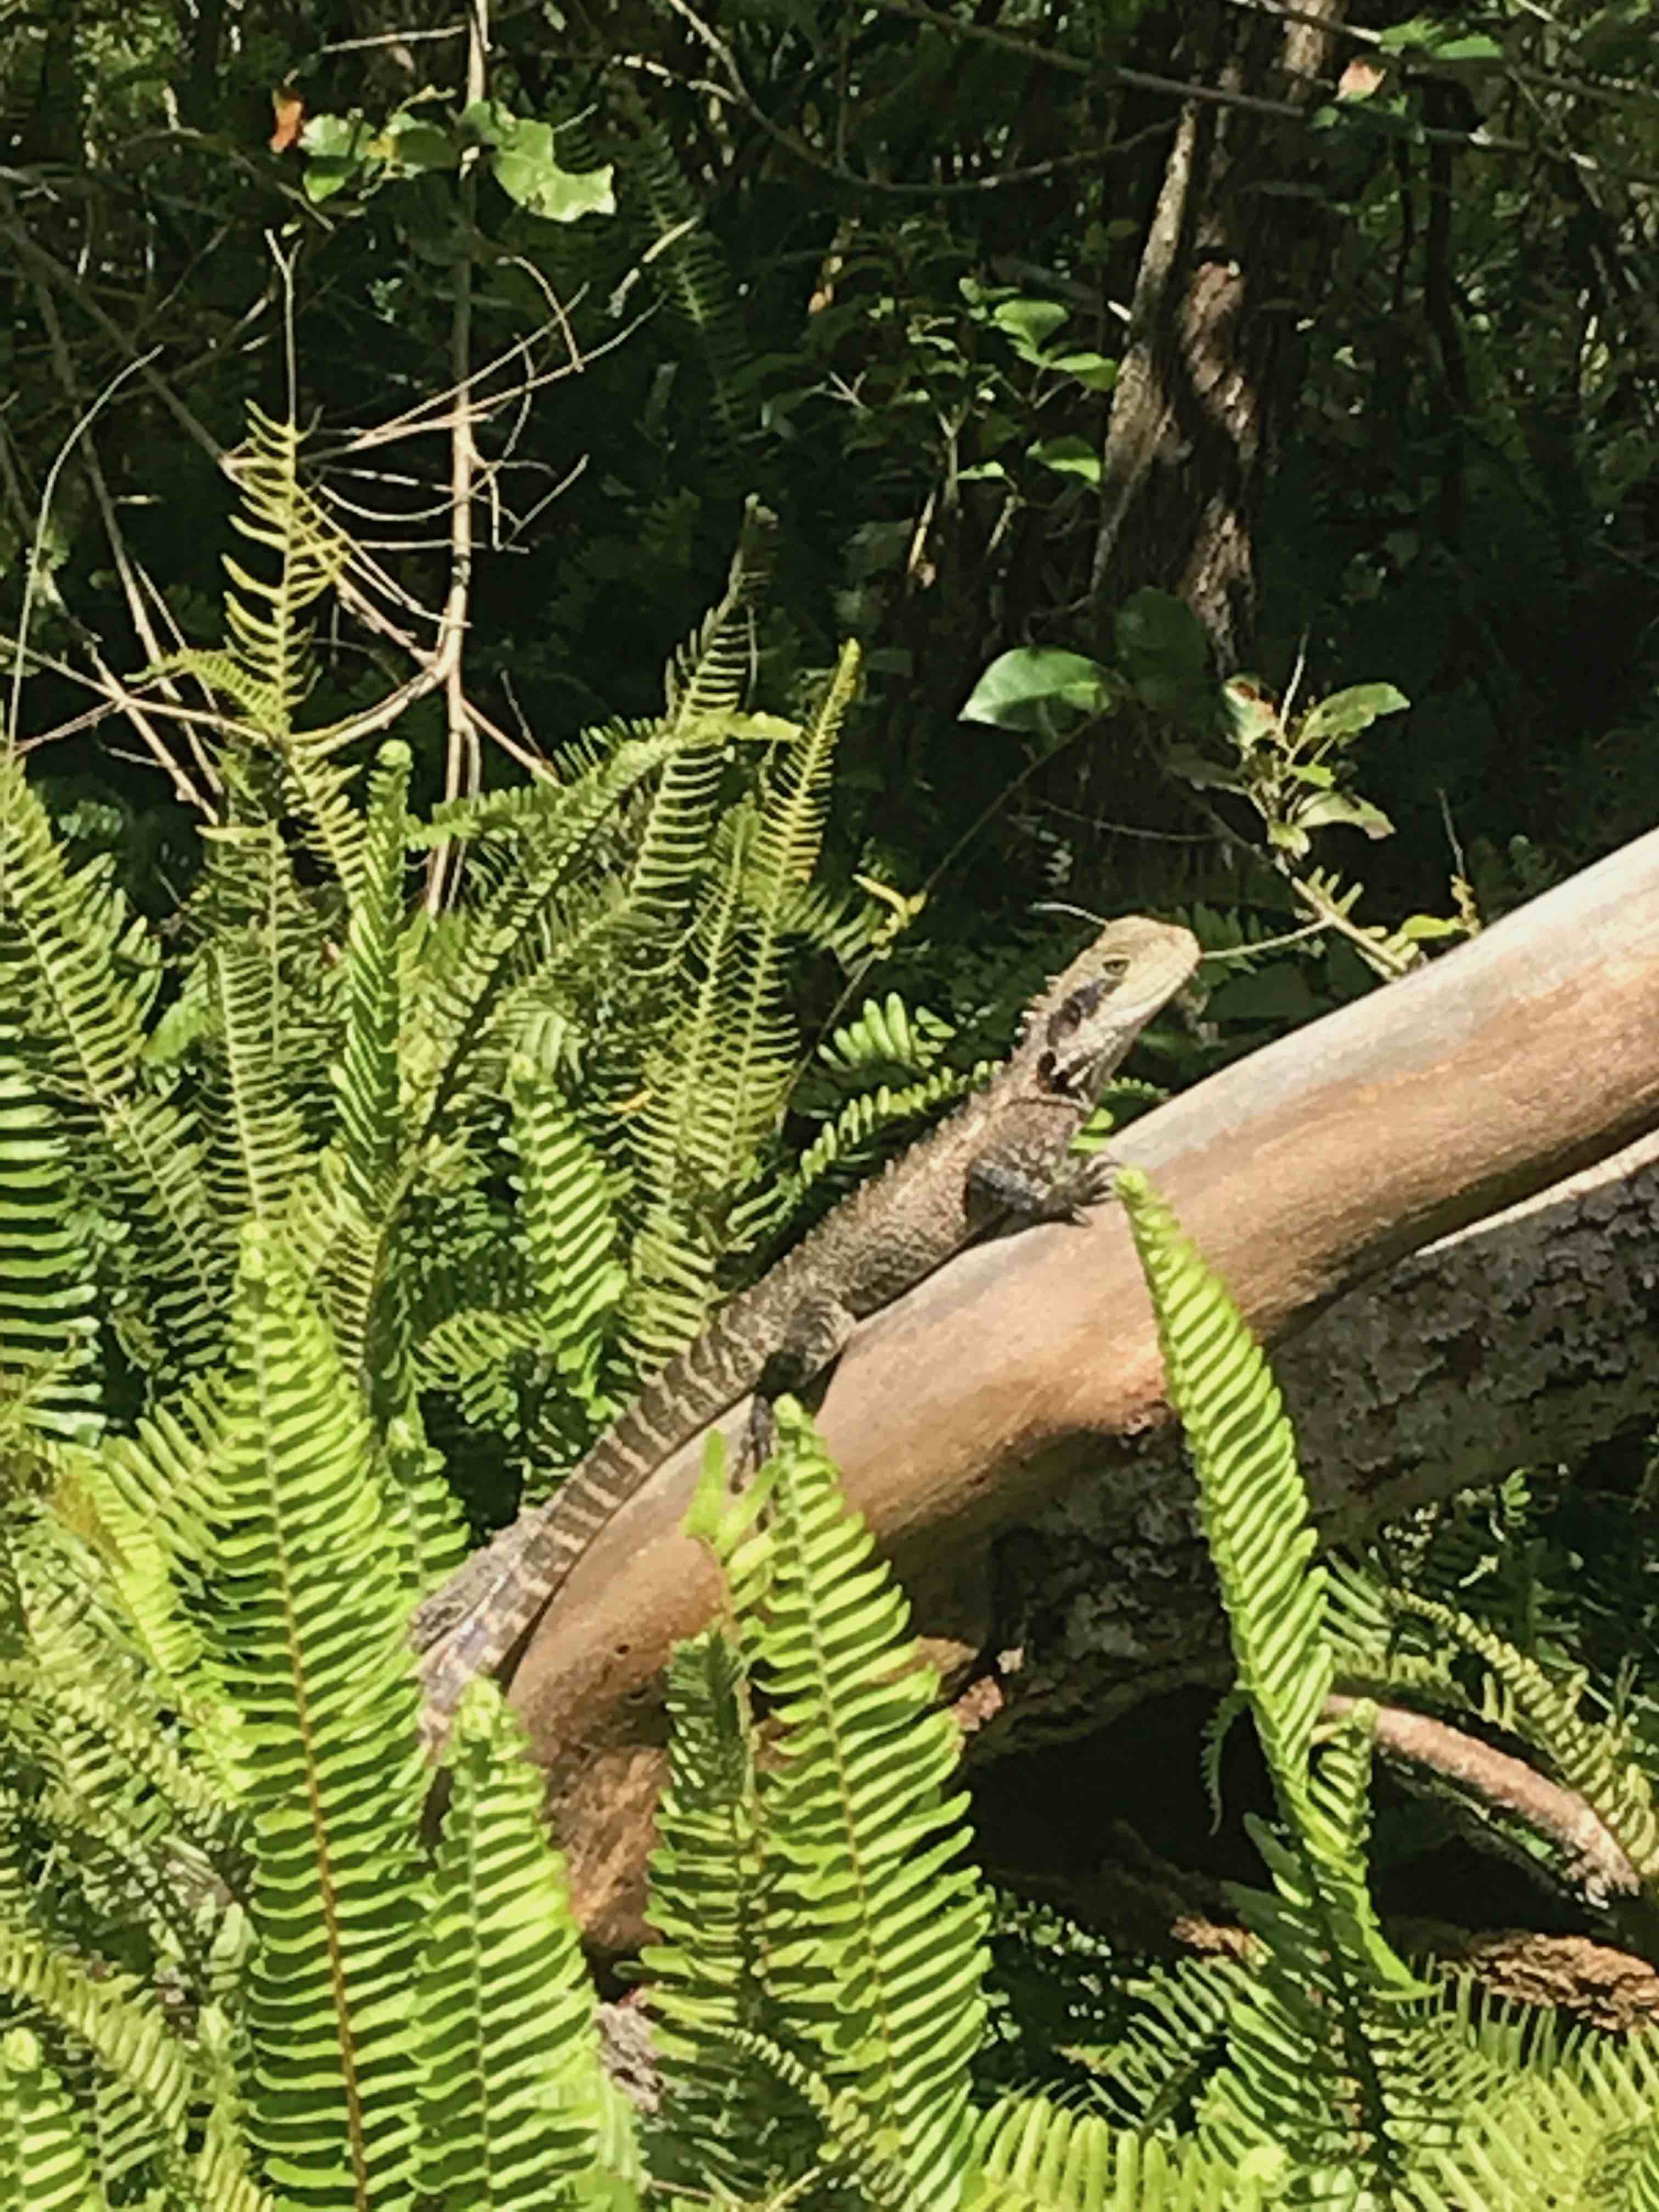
[{"x1": 1091, "y1": 1, "x2": 1345, "y2": 668}]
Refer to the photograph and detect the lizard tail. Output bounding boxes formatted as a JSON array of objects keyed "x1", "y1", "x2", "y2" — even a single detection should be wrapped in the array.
[{"x1": 413, "y1": 1307, "x2": 765, "y2": 1751}]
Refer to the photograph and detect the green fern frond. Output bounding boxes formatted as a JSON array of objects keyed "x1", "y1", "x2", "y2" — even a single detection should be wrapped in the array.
[
  {"x1": 620, "y1": 94, "x2": 754, "y2": 484},
  {"x1": 417, "y1": 1681, "x2": 622, "y2": 2208},
  {"x1": 0, "y1": 1056, "x2": 102, "y2": 1441},
  {"x1": 791, "y1": 1065, "x2": 981, "y2": 1202},
  {"x1": 1118, "y1": 1172, "x2": 1436, "y2": 2181},
  {"x1": 819, "y1": 991, "x2": 954, "y2": 1078},
  {"x1": 100, "y1": 1091, "x2": 228, "y2": 1378},
  {"x1": 310, "y1": 739, "x2": 424, "y2": 1465},
  {"x1": 1115, "y1": 1171, "x2": 1331, "y2": 1831},
  {"x1": 623, "y1": 648, "x2": 864, "y2": 1363},
  {"x1": 0, "y1": 758, "x2": 225, "y2": 1374},
  {"x1": 47, "y1": 1441, "x2": 210, "y2": 1712},
  {"x1": 506, "y1": 1063, "x2": 622, "y2": 1414},
  {"x1": 46, "y1": 1411, "x2": 228, "y2": 1683},
  {"x1": 155, "y1": 407, "x2": 362, "y2": 898},
  {"x1": 228, "y1": 405, "x2": 352, "y2": 679},
  {"x1": 749, "y1": 1400, "x2": 989, "y2": 2211},
  {"x1": 404, "y1": 1220, "x2": 529, "y2": 1347},
  {"x1": 626, "y1": 498, "x2": 778, "y2": 930},
  {"x1": 207, "y1": 1230, "x2": 428, "y2": 2205},
  {"x1": 643, "y1": 1612, "x2": 781, "y2": 2198},
  {"x1": 407, "y1": 739, "x2": 664, "y2": 852},
  {"x1": 1622, "y1": 2109, "x2": 1659, "y2": 2212},
  {"x1": 722, "y1": 2028, "x2": 918, "y2": 2210},
  {"x1": 336, "y1": 740, "x2": 409, "y2": 1218},
  {"x1": 6, "y1": 1664, "x2": 232, "y2": 1942},
  {"x1": 617, "y1": 1221, "x2": 720, "y2": 1378},
  {"x1": 93, "y1": 1379, "x2": 223, "y2": 1590},
  {"x1": 1425, "y1": 2029, "x2": 1659, "y2": 2209},
  {"x1": 1329, "y1": 1531, "x2": 1659, "y2": 1906},
  {"x1": 623, "y1": 812, "x2": 754, "y2": 1367},
  {"x1": 966, "y1": 2094, "x2": 1251, "y2": 2210},
  {"x1": 0, "y1": 761, "x2": 148, "y2": 1100},
  {"x1": 208, "y1": 932, "x2": 311, "y2": 1230},
  {"x1": 2, "y1": 1463, "x2": 240, "y2": 1978},
  {"x1": 714, "y1": 645, "x2": 861, "y2": 1183},
  {"x1": 0, "y1": 1926, "x2": 191, "y2": 2153},
  {"x1": 1205, "y1": 1826, "x2": 1417, "y2": 2177},
  {"x1": 0, "y1": 2026, "x2": 109, "y2": 2212},
  {"x1": 297, "y1": 1165, "x2": 387, "y2": 1393},
  {"x1": 408, "y1": 731, "x2": 685, "y2": 1143},
  {"x1": 665, "y1": 499, "x2": 776, "y2": 729},
  {"x1": 414, "y1": 1303, "x2": 543, "y2": 1391},
  {"x1": 748, "y1": 646, "x2": 858, "y2": 921},
  {"x1": 163, "y1": 650, "x2": 288, "y2": 735},
  {"x1": 1086, "y1": 1953, "x2": 1245, "y2": 2130}
]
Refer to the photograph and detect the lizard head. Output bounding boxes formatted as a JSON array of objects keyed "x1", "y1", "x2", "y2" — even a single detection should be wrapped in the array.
[{"x1": 1029, "y1": 915, "x2": 1201, "y2": 1099}]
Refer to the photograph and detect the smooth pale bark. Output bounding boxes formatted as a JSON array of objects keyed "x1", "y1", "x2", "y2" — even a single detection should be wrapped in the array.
[{"x1": 501, "y1": 827, "x2": 1659, "y2": 1953}]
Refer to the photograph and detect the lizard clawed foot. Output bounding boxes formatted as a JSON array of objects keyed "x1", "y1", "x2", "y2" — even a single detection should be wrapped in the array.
[{"x1": 1043, "y1": 1147, "x2": 1124, "y2": 1224}]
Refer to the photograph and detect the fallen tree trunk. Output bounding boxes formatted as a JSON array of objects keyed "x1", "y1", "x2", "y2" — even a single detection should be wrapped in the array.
[
  {"x1": 1000, "y1": 1122, "x2": 1659, "y2": 1747},
  {"x1": 501, "y1": 826, "x2": 1659, "y2": 1954}
]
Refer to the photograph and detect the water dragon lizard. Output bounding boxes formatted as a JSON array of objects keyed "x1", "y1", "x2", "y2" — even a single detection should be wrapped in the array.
[{"x1": 411, "y1": 915, "x2": 1200, "y2": 1748}]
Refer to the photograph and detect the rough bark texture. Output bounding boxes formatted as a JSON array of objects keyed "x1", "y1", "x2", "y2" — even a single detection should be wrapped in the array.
[
  {"x1": 1006, "y1": 1124, "x2": 1659, "y2": 1748},
  {"x1": 500, "y1": 826, "x2": 1659, "y2": 1955},
  {"x1": 1090, "y1": 0, "x2": 1346, "y2": 664}
]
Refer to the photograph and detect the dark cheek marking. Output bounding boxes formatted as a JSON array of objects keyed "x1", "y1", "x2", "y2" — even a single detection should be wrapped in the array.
[{"x1": 1046, "y1": 977, "x2": 1108, "y2": 1046}]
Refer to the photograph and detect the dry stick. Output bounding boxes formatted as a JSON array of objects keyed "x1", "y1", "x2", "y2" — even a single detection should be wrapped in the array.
[
  {"x1": 4, "y1": 340, "x2": 162, "y2": 759},
  {"x1": 30, "y1": 276, "x2": 218, "y2": 812},
  {"x1": 314, "y1": 306, "x2": 618, "y2": 456},
  {"x1": 8, "y1": 166, "x2": 650, "y2": 808},
  {"x1": 2, "y1": 204, "x2": 545, "y2": 785},
  {"x1": 1, "y1": 206, "x2": 439, "y2": 678},
  {"x1": 426, "y1": 0, "x2": 491, "y2": 915},
  {"x1": 12, "y1": 176, "x2": 633, "y2": 802},
  {"x1": 1324, "y1": 1695, "x2": 1643, "y2": 1912},
  {"x1": 871, "y1": 0, "x2": 1659, "y2": 191},
  {"x1": 646, "y1": 0, "x2": 1174, "y2": 200}
]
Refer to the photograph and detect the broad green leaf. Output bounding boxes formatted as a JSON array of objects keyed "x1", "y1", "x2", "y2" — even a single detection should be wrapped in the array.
[
  {"x1": 1295, "y1": 791, "x2": 1395, "y2": 838},
  {"x1": 1161, "y1": 744, "x2": 1246, "y2": 793},
  {"x1": 385, "y1": 120, "x2": 458, "y2": 173},
  {"x1": 298, "y1": 111, "x2": 374, "y2": 202},
  {"x1": 1299, "y1": 683, "x2": 1410, "y2": 743},
  {"x1": 463, "y1": 102, "x2": 614, "y2": 222},
  {"x1": 960, "y1": 647, "x2": 1118, "y2": 730},
  {"x1": 1050, "y1": 349, "x2": 1118, "y2": 392},
  {"x1": 1029, "y1": 436, "x2": 1101, "y2": 482},
  {"x1": 990, "y1": 298, "x2": 1069, "y2": 358}
]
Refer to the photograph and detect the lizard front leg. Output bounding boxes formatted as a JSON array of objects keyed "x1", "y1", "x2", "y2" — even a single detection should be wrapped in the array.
[
  {"x1": 744, "y1": 1294, "x2": 860, "y2": 1468},
  {"x1": 967, "y1": 1143, "x2": 1120, "y2": 1226}
]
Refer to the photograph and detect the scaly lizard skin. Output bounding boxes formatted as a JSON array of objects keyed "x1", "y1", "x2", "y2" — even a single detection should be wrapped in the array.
[{"x1": 412, "y1": 915, "x2": 1200, "y2": 1746}]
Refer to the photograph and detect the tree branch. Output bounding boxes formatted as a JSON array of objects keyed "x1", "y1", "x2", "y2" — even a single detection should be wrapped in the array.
[{"x1": 495, "y1": 825, "x2": 1659, "y2": 1952}]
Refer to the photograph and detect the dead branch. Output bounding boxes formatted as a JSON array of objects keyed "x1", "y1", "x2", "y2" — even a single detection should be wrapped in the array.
[{"x1": 495, "y1": 825, "x2": 1659, "y2": 1951}]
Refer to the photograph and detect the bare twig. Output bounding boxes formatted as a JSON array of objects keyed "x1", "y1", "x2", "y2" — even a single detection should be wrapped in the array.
[
  {"x1": 5, "y1": 342, "x2": 163, "y2": 761},
  {"x1": 426, "y1": 0, "x2": 491, "y2": 912},
  {"x1": 30, "y1": 273, "x2": 218, "y2": 807}
]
